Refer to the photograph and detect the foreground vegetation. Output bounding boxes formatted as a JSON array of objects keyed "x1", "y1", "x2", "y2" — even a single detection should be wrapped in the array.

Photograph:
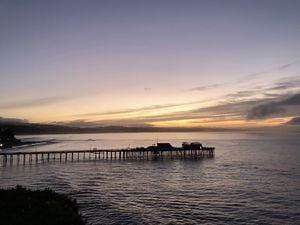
[
  {"x1": 0, "y1": 128, "x2": 21, "y2": 149},
  {"x1": 0, "y1": 186, "x2": 86, "y2": 225}
]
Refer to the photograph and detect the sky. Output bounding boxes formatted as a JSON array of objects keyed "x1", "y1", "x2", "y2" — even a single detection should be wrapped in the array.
[{"x1": 0, "y1": 0, "x2": 300, "y2": 128}]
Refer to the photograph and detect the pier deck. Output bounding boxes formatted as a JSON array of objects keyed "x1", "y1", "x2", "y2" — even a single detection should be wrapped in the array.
[{"x1": 0, "y1": 147, "x2": 214, "y2": 165}]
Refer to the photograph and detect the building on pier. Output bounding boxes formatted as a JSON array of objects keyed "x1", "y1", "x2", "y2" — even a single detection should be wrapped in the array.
[{"x1": 182, "y1": 142, "x2": 203, "y2": 150}]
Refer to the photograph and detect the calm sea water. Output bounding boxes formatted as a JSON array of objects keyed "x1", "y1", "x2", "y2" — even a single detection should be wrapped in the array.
[{"x1": 1, "y1": 132, "x2": 299, "y2": 225}]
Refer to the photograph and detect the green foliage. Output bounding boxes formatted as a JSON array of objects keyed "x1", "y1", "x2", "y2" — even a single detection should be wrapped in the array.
[{"x1": 0, "y1": 186, "x2": 86, "y2": 225}]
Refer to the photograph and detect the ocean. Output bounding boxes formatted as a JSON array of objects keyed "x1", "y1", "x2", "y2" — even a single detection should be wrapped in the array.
[{"x1": 0, "y1": 132, "x2": 299, "y2": 225}]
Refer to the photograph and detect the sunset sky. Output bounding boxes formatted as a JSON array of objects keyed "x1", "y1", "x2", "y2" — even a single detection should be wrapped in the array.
[{"x1": 0, "y1": 0, "x2": 300, "y2": 128}]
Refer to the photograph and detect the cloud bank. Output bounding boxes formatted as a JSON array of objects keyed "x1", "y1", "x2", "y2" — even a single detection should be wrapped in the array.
[
  {"x1": 286, "y1": 117, "x2": 300, "y2": 125},
  {"x1": 0, "y1": 117, "x2": 28, "y2": 124},
  {"x1": 247, "y1": 93, "x2": 300, "y2": 120}
]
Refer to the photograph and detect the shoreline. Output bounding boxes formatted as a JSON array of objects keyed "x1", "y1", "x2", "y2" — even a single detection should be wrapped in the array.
[{"x1": 1, "y1": 140, "x2": 57, "y2": 151}]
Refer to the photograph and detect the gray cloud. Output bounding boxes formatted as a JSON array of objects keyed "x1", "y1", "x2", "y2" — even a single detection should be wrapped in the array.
[
  {"x1": 286, "y1": 117, "x2": 300, "y2": 125},
  {"x1": 54, "y1": 118, "x2": 153, "y2": 127},
  {"x1": 247, "y1": 93, "x2": 300, "y2": 120},
  {"x1": 74, "y1": 91, "x2": 298, "y2": 126},
  {"x1": 238, "y1": 60, "x2": 299, "y2": 83},
  {"x1": 268, "y1": 85, "x2": 290, "y2": 91},
  {"x1": 71, "y1": 78, "x2": 300, "y2": 126},
  {"x1": 0, "y1": 96, "x2": 78, "y2": 109},
  {"x1": 75, "y1": 113, "x2": 235, "y2": 127},
  {"x1": 75, "y1": 102, "x2": 198, "y2": 117},
  {"x1": 186, "y1": 61, "x2": 299, "y2": 96},
  {"x1": 0, "y1": 91, "x2": 101, "y2": 110},
  {"x1": 84, "y1": 99, "x2": 259, "y2": 126},
  {"x1": 52, "y1": 120, "x2": 99, "y2": 128},
  {"x1": 225, "y1": 90, "x2": 258, "y2": 99},
  {"x1": 246, "y1": 103, "x2": 285, "y2": 120},
  {"x1": 115, "y1": 93, "x2": 300, "y2": 125},
  {"x1": 187, "y1": 84, "x2": 222, "y2": 92},
  {"x1": 4, "y1": 92, "x2": 298, "y2": 128},
  {"x1": 267, "y1": 76, "x2": 300, "y2": 91},
  {"x1": 281, "y1": 93, "x2": 300, "y2": 105}
]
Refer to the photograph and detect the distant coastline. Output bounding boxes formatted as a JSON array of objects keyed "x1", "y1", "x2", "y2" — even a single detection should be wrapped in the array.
[
  {"x1": 1, "y1": 122, "x2": 298, "y2": 135},
  {"x1": 0, "y1": 123, "x2": 240, "y2": 135}
]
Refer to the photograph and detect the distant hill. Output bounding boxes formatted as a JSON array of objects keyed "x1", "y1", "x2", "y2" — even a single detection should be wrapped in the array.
[{"x1": 0, "y1": 123, "x2": 235, "y2": 135}]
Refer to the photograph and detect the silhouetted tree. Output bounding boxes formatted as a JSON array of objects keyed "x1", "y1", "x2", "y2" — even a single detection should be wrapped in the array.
[{"x1": 0, "y1": 128, "x2": 20, "y2": 148}]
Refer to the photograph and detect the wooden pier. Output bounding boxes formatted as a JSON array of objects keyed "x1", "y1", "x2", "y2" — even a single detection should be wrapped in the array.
[{"x1": 0, "y1": 147, "x2": 214, "y2": 166}]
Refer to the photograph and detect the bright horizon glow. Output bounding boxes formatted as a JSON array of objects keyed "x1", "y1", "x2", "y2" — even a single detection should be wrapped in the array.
[{"x1": 0, "y1": 0, "x2": 300, "y2": 128}]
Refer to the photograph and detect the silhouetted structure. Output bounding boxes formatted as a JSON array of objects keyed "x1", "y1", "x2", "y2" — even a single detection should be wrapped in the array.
[
  {"x1": 0, "y1": 129, "x2": 21, "y2": 149},
  {"x1": 147, "y1": 143, "x2": 174, "y2": 153},
  {"x1": 0, "y1": 142, "x2": 215, "y2": 165},
  {"x1": 182, "y1": 142, "x2": 203, "y2": 150}
]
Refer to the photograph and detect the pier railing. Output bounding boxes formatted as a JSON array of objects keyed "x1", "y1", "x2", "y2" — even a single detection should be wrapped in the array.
[{"x1": 0, "y1": 147, "x2": 214, "y2": 166}]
